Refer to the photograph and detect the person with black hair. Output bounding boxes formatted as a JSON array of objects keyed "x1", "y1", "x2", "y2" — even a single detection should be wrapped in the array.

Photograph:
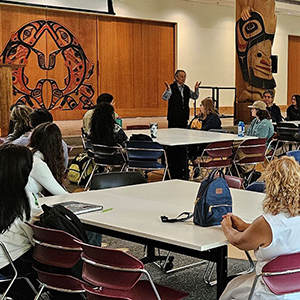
[
  {"x1": 13, "y1": 108, "x2": 69, "y2": 170},
  {"x1": 286, "y1": 94, "x2": 300, "y2": 121},
  {"x1": 0, "y1": 144, "x2": 41, "y2": 300},
  {"x1": 263, "y1": 90, "x2": 283, "y2": 123},
  {"x1": 82, "y1": 93, "x2": 118, "y2": 133},
  {"x1": 89, "y1": 102, "x2": 127, "y2": 147}
]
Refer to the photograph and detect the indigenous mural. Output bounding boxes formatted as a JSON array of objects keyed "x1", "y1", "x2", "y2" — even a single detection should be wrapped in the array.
[
  {"x1": 0, "y1": 20, "x2": 95, "y2": 111},
  {"x1": 236, "y1": 0, "x2": 276, "y2": 103}
]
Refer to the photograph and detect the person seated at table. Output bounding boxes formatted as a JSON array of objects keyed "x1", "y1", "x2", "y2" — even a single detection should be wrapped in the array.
[
  {"x1": 82, "y1": 93, "x2": 118, "y2": 134},
  {"x1": 247, "y1": 100, "x2": 274, "y2": 145},
  {"x1": 12, "y1": 108, "x2": 69, "y2": 171},
  {"x1": 189, "y1": 97, "x2": 222, "y2": 131},
  {"x1": 26, "y1": 122, "x2": 68, "y2": 198},
  {"x1": 220, "y1": 156, "x2": 300, "y2": 300},
  {"x1": 0, "y1": 144, "x2": 41, "y2": 300},
  {"x1": 263, "y1": 90, "x2": 283, "y2": 123},
  {"x1": 89, "y1": 102, "x2": 128, "y2": 147},
  {"x1": 4, "y1": 105, "x2": 32, "y2": 144},
  {"x1": 286, "y1": 94, "x2": 300, "y2": 121}
]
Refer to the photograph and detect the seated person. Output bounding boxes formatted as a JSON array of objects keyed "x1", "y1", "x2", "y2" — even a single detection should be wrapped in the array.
[
  {"x1": 89, "y1": 102, "x2": 127, "y2": 147},
  {"x1": 26, "y1": 122, "x2": 68, "y2": 198},
  {"x1": 263, "y1": 90, "x2": 283, "y2": 123},
  {"x1": 286, "y1": 94, "x2": 300, "y2": 121},
  {"x1": 189, "y1": 97, "x2": 222, "y2": 131},
  {"x1": 12, "y1": 108, "x2": 69, "y2": 171},
  {"x1": 220, "y1": 156, "x2": 300, "y2": 300},
  {"x1": 0, "y1": 144, "x2": 41, "y2": 300},
  {"x1": 83, "y1": 93, "x2": 118, "y2": 134},
  {"x1": 4, "y1": 105, "x2": 32, "y2": 144},
  {"x1": 247, "y1": 100, "x2": 274, "y2": 145}
]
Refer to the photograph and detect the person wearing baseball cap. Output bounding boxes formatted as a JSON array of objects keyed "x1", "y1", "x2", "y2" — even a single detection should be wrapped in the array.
[{"x1": 247, "y1": 100, "x2": 274, "y2": 145}]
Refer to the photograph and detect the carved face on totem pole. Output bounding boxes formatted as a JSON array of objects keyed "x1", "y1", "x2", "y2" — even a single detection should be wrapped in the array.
[
  {"x1": 0, "y1": 20, "x2": 95, "y2": 111},
  {"x1": 236, "y1": 12, "x2": 276, "y2": 100}
]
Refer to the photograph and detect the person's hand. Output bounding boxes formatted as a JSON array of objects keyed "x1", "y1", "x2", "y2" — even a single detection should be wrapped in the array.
[
  {"x1": 221, "y1": 213, "x2": 232, "y2": 229},
  {"x1": 240, "y1": 6, "x2": 251, "y2": 20},
  {"x1": 194, "y1": 81, "x2": 201, "y2": 91},
  {"x1": 222, "y1": 213, "x2": 248, "y2": 232},
  {"x1": 164, "y1": 81, "x2": 170, "y2": 90}
]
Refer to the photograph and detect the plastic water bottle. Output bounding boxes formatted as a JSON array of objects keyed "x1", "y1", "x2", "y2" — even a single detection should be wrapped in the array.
[
  {"x1": 116, "y1": 116, "x2": 122, "y2": 128},
  {"x1": 238, "y1": 121, "x2": 245, "y2": 137}
]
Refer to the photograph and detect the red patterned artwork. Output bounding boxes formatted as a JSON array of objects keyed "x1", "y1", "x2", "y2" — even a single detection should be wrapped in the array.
[{"x1": 0, "y1": 20, "x2": 95, "y2": 110}]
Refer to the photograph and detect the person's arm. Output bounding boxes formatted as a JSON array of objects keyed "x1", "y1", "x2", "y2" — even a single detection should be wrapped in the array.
[
  {"x1": 30, "y1": 158, "x2": 68, "y2": 196},
  {"x1": 255, "y1": 120, "x2": 274, "y2": 139},
  {"x1": 62, "y1": 140, "x2": 69, "y2": 171},
  {"x1": 162, "y1": 81, "x2": 172, "y2": 101},
  {"x1": 190, "y1": 81, "x2": 201, "y2": 100},
  {"x1": 221, "y1": 214, "x2": 272, "y2": 251}
]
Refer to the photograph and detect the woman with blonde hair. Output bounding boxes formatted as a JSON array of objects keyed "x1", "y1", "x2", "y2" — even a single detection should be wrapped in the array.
[
  {"x1": 220, "y1": 156, "x2": 300, "y2": 300},
  {"x1": 4, "y1": 105, "x2": 32, "y2": 144}
]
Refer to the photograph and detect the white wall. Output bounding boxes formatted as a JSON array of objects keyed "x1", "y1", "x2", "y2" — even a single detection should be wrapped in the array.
[{"x1": 113, "y1": 0, "x2": 300, "y2": 107}]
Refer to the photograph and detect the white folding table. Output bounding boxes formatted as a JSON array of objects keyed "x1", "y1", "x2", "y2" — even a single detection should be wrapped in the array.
[
  {"x1": 125, "y1": 128, "x2": 256, "y2": 179},
  {"x1": 42, "y1": 180, "x2": 264, "y2": 298}
]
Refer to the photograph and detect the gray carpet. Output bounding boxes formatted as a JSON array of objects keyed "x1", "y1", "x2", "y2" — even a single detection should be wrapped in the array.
[{"x1": 102, "y1": 236, "x2": 253, "y2": 300}]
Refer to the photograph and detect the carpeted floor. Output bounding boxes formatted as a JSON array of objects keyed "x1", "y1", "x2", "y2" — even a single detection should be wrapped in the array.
[{"x1": 101, "y1": 235, "x2": 254, "y2": 300}]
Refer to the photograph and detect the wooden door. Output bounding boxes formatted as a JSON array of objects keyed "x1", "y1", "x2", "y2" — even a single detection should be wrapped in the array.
[{"x1": 288, "y1": 35, "x2": 300, "y2": 105}]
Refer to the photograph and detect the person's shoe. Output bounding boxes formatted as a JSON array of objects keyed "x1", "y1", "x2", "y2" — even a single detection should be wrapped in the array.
[{"x1": 193, "y1": 166, "x2": 201, "y2": 180}]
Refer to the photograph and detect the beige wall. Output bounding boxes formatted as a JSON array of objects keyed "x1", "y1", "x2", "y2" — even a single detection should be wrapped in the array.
[{"x1": 113, "y1": 0, "x2": 300, "y2": 110}]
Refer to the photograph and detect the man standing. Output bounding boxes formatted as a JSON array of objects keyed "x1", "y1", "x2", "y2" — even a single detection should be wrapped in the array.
[
  {"x1": 263, "y1": 90, "x2": 283, "y2": 123},
  {"x1": 162, "y1": 70, "x2": 201, "y2": 128}
]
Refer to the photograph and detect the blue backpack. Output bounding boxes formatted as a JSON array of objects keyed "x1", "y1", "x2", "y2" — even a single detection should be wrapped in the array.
[
  {"x1": 161, "y1": 169, "x2": 232, "y2": 227},
  {"x1": 193, "y1": 169, "x2": 232, "y2": 227}
]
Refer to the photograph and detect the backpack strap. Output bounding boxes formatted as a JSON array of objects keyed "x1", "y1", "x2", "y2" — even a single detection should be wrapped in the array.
[{"x1": 161, "y1": 212, "x2": 193, "y2": 223}]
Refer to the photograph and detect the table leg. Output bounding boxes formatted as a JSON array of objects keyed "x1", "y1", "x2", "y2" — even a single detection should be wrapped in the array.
[
  {"x1": 165, "y1": 146, "x2": 189, "y2": 180},
  {"x1": 216, "y1": 245, "x2": 228, "y2": 298}
]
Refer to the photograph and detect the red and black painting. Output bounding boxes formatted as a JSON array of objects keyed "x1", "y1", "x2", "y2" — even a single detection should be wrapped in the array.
[{"x1": 0, "y1": 20, "x2": 95, "y2": 111}]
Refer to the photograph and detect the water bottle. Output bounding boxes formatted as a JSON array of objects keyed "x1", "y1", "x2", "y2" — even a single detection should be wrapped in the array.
[
  {"x1": 238, "y1": 121, "x2": 245, "y2": 137},
  {"x1": 116, "y1": 116, "x2": 122, "y2": 128}
]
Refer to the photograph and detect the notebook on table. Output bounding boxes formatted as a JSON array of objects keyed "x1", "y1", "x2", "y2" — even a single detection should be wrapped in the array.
[{"x1": 60, "y1": 201, "x2": 103, "y2": 215}]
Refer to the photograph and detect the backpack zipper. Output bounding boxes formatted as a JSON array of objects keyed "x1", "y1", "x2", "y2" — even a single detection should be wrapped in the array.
[{"x1": 208, "y1": 204, "x2": 232, "y2": 213}]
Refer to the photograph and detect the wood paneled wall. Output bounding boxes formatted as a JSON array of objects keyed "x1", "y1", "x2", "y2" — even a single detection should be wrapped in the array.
[
  {"x1": 0, "y1": 4, "x2": 175, "y2": 120},
  {"x1": 288, "y1": 35, "x2": 300, "y2": 104}
]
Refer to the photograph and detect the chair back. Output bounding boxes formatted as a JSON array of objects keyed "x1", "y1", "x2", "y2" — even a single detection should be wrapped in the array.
[
  {"x1": 234, "y1": 138, "x2": 267, "y2": 165},
  {"x1": 277, "y1": 122, "x2": 300, "y2": 142},
  {"x1": 287, "y1": 150, "x2": 300, "y2": 163},
  {"x1": 199, "y1": 140, "x2": 233, "y2": 170},
  {"x1": 90, "y1": 171, "x2": 146, "y2": 190},
  {"x1": 225, "y1": 175, "x2": 243, "y2": 189},
  {"x1": 76, "y1": 241, "x2": 143, "y2": 291},
  {"x1": 92, "y1": 144, "x2": 126, "y2": 168},
  {"x1": 125, "y1": 140, "x2": 164, "y2": 161},
  {"x1": 245, "y1": 181, "x2": 265, "y2": 193},
  {"x1": 262, "y1": 252, "x2": 300, "y2": 295},
  {"x1": 126, "y1": 125, "x2": 150, "y2": 130},
  {"x1": 27, "y1": 222, "x2": 82, "y2": 268}
]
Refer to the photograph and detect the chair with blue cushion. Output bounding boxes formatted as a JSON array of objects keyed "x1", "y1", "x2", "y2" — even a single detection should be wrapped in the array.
[
  {"x1": 245, "y1": 181, "x2": 265, "y2": 193},
  {"x1": 125, "y1": 140, "x2": 170, "y2": 180},
  {"x1": 287, "y1": 150, "x2": 300, "y2": 163}
]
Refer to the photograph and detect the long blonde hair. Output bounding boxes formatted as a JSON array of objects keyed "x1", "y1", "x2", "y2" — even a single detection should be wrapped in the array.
[{"x1": 262, "y1": 156, "x2": 300, "y2": 216}]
